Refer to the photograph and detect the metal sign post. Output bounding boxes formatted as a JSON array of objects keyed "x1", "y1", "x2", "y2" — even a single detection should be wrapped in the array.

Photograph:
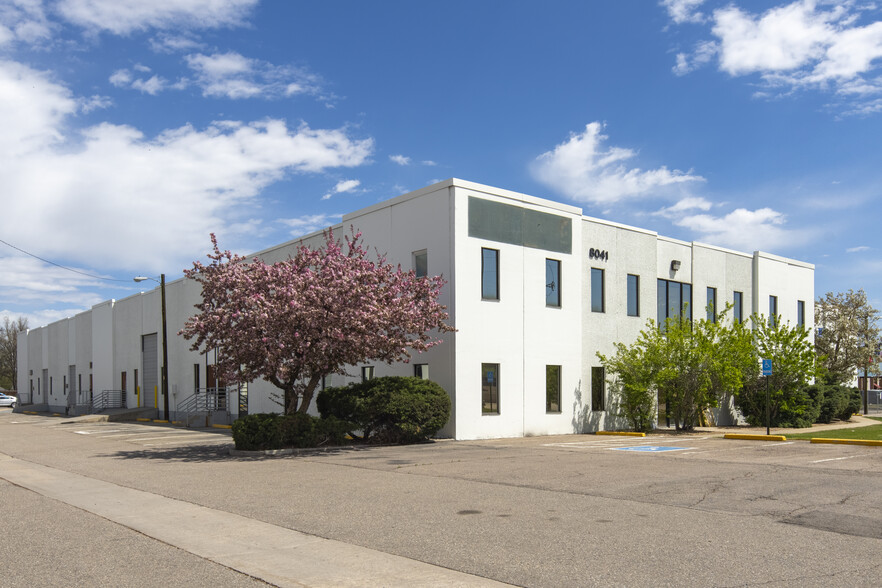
[{"x1": 762, "y1": 359, "x2": 773, "y2": 435}]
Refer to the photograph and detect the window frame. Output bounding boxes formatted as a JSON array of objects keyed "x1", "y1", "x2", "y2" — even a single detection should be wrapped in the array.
[
  {"x1": 591, "y1": 267, "x2": 605, "y2": 313},
  {"x1": 545, "y1": 365, "x2": 561, "y2": 413},
  {"x1": 481, "y1": 248, "x2": 500, "y2": 301},
  {"x1": 627, "y1": 274, "x2": 640, "y2": 317},
  {"x1": 733, "y1": 291, "x2": 744, "y2": 324},
  {"x1": 797, "y1": 300, "x2": 805, "y2": 328},
  {"x1": 413, "y1": 249, "x2": 428, "y2": 278},
  {"x1": 413, "y1": 363, "x2": 429, "y2": 380},
  {"x1": 769, "y1": 295, "x2": 778, "y2": 327},
  {"x1": 707, "y1": 287, "x2": 717, "y2": 323},
  {"x1": 482, "y1": 363, "x2": 500, "y2": 415},
  {"x1": 361, "y1": 366, "x2": 375, "y2": 382},
  {"x1": 545, "y1": 258, "x2": 561, "y2": 308},
  {"x1": 591, "y1": 366, "x2": 605, "y2": 412}
]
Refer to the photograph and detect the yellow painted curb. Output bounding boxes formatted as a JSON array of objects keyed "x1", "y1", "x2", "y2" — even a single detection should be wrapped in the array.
[
  {"x1": 24, "y1": 411, "x2": 38, "y2": 415},
  {"x1": 136, "y1": 418, "x2": 152, "y2": 422},
  {"x1": 596, "y1": 431, "x2": 646, "y2": 437},
  {"x1": 810, "y1": 438, "x2": 882, "y2": 446},
  {"x1": 724, "y1": 434, "x2": 787, "y2": 441},
  {"x1": 171, "y1": 421, "x2": 184, "y2": 425},
  {"x1": 211, "y1": 424, "x2": 232, "y2": 429},
  {"x1": 51, "y1": 413, "x2": 64, "y2": 417},
  {"x1": 153, "y1": 419, "x2": 169, "y2": 424}
]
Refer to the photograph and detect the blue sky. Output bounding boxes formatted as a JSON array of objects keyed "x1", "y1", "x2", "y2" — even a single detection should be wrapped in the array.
[{"x1": 2, "y1": 0, "x2": 882, "y2": 327}]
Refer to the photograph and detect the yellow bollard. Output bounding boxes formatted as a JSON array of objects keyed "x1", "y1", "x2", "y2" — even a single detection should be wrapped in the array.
[
  {"x1": 136, "y1": 385, "x2": 140, "y2": 407},
  {"x1": 154, "y1": 385, "x2": 158, "y2": 409}
]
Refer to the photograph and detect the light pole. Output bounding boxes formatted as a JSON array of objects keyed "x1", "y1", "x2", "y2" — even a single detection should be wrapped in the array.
[{"x1": 134, "y1": 274, "x2": 169, "y2": 420}]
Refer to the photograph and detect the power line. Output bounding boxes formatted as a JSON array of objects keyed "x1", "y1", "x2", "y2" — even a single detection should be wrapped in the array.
[{"x1": 0, "y1": 237, "x2": 131, "y2": 283}]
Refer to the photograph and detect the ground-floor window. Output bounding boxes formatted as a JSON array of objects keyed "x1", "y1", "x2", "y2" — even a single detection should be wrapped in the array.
[
  {"x1": 546, "y1": 365, "x2": 561, "y2": 413},
  {"x1": 591, "y1": 366, "x2": 605, "y2": 412},
  {"x1": 361, "y1": 366, "x2": 375, "y2": 382},
  {"x1": 414, "y1": 364, "x2": 429, "y2": 380},
  {"x1": 482, "y1": 363, "x2": 499, "y2": 414}
]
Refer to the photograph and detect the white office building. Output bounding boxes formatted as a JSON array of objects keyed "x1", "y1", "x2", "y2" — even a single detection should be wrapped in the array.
[{"x1": 17, "y1": 179, "x2": 814, "y2": 439}]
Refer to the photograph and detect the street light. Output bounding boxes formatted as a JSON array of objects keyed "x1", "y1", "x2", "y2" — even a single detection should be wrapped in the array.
[{"x1": 134, "y1": 274, "x2": 169, "y2": 420}]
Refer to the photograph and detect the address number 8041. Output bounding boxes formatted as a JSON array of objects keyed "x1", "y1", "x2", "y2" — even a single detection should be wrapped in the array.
[{"x1": 589, "y1": 248, "x2": 609, "y2": 261}]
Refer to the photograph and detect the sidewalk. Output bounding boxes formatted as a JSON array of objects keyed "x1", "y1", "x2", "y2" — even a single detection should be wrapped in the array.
[{"x1": 0, "y1": 453, "x2": 510, "y2": 588}]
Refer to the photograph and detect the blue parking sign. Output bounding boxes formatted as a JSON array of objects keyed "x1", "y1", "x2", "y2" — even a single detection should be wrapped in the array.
[{"x1": 762, "y1": 359, "x2": 773, "y2": 376}]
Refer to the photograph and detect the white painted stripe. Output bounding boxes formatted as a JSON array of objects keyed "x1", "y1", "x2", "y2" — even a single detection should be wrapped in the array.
[{"x1": 811, "y1": 455, "x2": 861, "y2": 464}]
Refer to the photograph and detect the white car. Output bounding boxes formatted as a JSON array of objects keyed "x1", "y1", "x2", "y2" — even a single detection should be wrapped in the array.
[{"x1": 0, "y1": 393, "x2": 18, "y2": 408}]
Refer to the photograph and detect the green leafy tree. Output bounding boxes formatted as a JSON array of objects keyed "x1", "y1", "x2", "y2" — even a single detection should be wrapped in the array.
[
  {"x1": 600, "y1": 305, "x2": 755, "y2": 432},
  {"x1": 598, "y1": 324, "x2": 664, "y2": 432},
  {"x1": 735, "y1": 314, "x2": 820, "y2": 428},
  {"x1": 815, "y1": 290, "x2": 879, "y2": 384},
  {"x1": 0, "y1": 316, "x2": 28, "y2": 391}
]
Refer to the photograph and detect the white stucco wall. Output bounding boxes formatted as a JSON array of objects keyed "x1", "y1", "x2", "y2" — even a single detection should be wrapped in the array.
[{"x1": 17, "y1": 178, "x2": 816, "y2": 439}]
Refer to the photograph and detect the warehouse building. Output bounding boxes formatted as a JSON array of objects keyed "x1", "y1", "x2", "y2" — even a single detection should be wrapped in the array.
[{"x1": 17, "y1": 179, "x2": 814, "y2": 439}]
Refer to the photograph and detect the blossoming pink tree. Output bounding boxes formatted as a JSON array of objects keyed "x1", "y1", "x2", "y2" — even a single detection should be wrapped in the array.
[{"x1": 181, "y1": 229, "x2": 454, "y2": 414}]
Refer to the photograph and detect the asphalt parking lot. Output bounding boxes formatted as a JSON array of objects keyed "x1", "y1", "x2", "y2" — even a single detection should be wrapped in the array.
[{"x1": 2, "y1": 409, "x2": 882, "y2": 587}]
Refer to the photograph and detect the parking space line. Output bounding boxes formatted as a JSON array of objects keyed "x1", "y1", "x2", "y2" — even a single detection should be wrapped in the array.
[{"x1": 810, "y1": 455, "x2": 861, "y2": 463}]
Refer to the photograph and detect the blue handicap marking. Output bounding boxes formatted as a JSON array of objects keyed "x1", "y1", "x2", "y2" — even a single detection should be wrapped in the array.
[{"x1": 611, "y1": 446, "x2": 690, "y2": 453}]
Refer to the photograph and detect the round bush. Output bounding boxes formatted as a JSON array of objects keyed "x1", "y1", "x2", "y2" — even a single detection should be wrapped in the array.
[
  {"x1": 232, "y1": 413, "x2": 282, "y2": 450},
  {"x1": 317, "y1": 376, "x2": 451, "y2": 443}
]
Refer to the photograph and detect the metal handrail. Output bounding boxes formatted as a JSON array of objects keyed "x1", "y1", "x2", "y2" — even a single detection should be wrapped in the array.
[
  {"x1": 92, "y1": 389, "x2": 125, "y2": 413},
  {"x1": 177, "y1": 387, "x2": 229, "y2": 415}
]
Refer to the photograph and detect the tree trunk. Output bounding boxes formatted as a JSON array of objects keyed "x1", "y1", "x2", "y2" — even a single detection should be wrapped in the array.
[{"x1": 297, "y1": 374, "x2": 323, "y2": 414}]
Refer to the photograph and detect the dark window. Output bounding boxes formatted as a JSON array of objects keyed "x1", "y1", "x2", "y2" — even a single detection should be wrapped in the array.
[
  {"x1": 361, "y1": 366, "x2": 374, "y2": 382},
  {"x1": 414, "y1": 250, "x2": 427, "y2": 278},
  {"x1": 734, "y1": 291, "x2": 744, "y2": 323},
  {"x1": 482, "y1": 363, "x2": 499, "y2": 414},
  {"x1": 414, "y1": 364, "x2": 429, "y2": 380},
  {"x1": 769, "y1": 295, "x2": 778, "y2": 327},
  {"x1": 481, "y1": 248, "x2": 499, "y2": 300},
  {"x1": 627, "y1": 274, "x2": 639, "y2": 317},
  {"x1": 658, "y1": 279, "x2": 693, "y2": 324},
  {"x1": 468, "y1": 196, "x2": 572, "y2": 255},
  {"x1": 798, "y1": 300, "x2": 805, "y2": 328},
  {"x1": 193, "y1": 364, "x2": 200, "y2": 392},
  {"x1": 591, "y1": 366, "x2": 605, "y2": 411},
  {"x1": 546, "y1": 365, "x2": 561, "y2": 413},
  {"x1": 591, "y1": 268, "x2": 605, "y2": 313},
  {"x1": 546, "y1": 259, "x2": 561, "y2": 307},
  {"x1": 707, "y1": 287, "x2": 717, "y2": 323}
]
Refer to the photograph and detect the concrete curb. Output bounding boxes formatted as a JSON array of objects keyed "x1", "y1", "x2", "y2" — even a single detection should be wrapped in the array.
[
  {"x1": 809, "y1": 438, "x2": 882, "y2": 446},
  {"x1": 724, "y1": 434, "x2": 788, "y2": 442},
  {"x1": 596, "y1": 431, "x2": 646, "y2": 437}
]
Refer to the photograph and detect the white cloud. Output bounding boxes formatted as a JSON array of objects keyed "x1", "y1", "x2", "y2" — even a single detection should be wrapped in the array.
[
  {"x1": 278, "y1": 214, "x2": 341, "y2": 237},
  {"x1": 847, "y1": 245, "x2": 871, "y2": 253},
  {"x1": 149, "y1": 32, "x2": 204, "y2": 53},
  {"x1": 185, "y1": 51, "x2": 324, "y2": 100},
  {"x1": 712, "y1": 1, "x2": 837, "y2": 76},
  {"x1": 654, "y1": 196, "x2": 713, "y2": 217},
  {"x1": 389, "y1": 154, "x2": 411, "y2": 165},
  {"x1": 56, "y1": 0, "x2": 258, "y2": 36},
  {"x1": 672, "y1": 1, "x2": 882, "y2": 113},
  {"x1": 131, "y1": 74, "x2": 167, "y2": 95},
  {"x1": 0, "y1": 0, "x2": 53, "y2": 47},
  {"x1": 321, "y1": 178, "x2": 361, "y2": 200},
  {"x1": 0, "y1": 60, "x2": 373, "y2": 277},
  {"x1": 662, "y1": 0, "x2": 706, "y2": 25},
  {"x1": 109, "y1": 68, "x2": 132, "y2": 86},
  {"x1": 674, "y1": 207, "x2": 800, "y2": 251},
  {"x1": 422, "y1": 160, "x2": 437, "y2": 166},
  {"x1": 530, "y1": 122, "x2": 704, "y2": 204}
]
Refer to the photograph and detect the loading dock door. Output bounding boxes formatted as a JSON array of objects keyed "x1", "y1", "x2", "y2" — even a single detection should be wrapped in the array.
[{"x1": 142, "y1": 333, "x2": 158, "y2": 408}]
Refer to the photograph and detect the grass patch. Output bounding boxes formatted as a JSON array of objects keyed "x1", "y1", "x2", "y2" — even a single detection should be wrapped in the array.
[{"x1": 788, "y1": 419, "x2": 882, "y2": 441}]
